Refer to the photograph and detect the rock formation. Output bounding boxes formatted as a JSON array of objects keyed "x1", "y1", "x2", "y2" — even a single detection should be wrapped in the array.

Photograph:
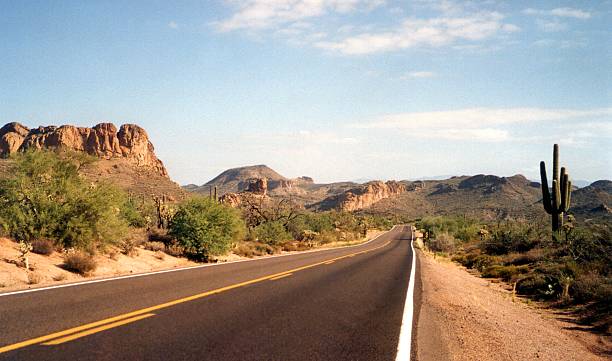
[
  {"x1": 315, "y1": 180, "x2": 406, "y2": 211},
  {"x1": 0, "y1": 122, "x2": 167, "y2": 176},
  {"x1": 246, "y1": 178, "x2": 268, "y2": 195},
  {"x1": 220, "y1": 177, "x2": 269, "y2": 207}
]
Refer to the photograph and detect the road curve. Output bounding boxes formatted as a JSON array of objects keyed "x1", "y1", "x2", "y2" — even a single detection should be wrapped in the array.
[{"x1": 0, "y1": 226, "x2": 415, "y2": 361}]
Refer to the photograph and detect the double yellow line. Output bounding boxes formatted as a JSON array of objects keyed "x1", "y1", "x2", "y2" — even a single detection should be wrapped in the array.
[{"x1": 0, "y1": 239, "x2": 391, "y2": 354}]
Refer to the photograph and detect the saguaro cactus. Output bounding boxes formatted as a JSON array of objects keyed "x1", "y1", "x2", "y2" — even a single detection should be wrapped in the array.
[{"x1": 540, "y1": 144, "x2": 572, "y2": 234}]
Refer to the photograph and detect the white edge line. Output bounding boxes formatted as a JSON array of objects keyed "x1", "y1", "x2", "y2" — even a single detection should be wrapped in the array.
[
  {"x1": 395, "y1": 225, "x2": 416, "y2": 361},
  {"x1": 0, "y1": 226, "x2": 397, "y2": 298}
]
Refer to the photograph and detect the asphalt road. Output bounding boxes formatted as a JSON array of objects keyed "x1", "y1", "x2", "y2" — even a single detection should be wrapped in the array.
[{"x1": 0, "y1": 226, "x2": 415, "y2": 361}]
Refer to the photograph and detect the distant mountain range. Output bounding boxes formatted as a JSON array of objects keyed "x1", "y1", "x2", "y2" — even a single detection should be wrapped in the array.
[
  {"x1": 185, "y1": 164, "x2": 611, "y2": 222},
  {"x1": 1, "y1": 122, "x2": 608, "y2": 221}
]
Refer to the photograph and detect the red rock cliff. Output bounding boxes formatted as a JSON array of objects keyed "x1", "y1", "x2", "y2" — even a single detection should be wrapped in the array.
[
  {"x1": 337, "y1": 181, "x2": 406, "y2": 211},
  {"x1": 0, "y1": 122, "x2": 168, "y2": 176}
]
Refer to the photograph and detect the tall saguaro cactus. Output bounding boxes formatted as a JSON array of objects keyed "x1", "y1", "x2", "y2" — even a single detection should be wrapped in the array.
[{"x1": 540, "y1": 144, "x2": 572, "y2": 234}]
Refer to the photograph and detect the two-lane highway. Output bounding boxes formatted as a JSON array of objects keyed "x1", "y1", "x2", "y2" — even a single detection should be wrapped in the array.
[{"x1": 0, "y1": 225, "x2": 416, "y2": 360}]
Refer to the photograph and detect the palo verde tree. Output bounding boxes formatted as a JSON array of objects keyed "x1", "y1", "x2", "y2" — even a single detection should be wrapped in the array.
[
  {"x1": 0, "y1": 150, "x2": 129, "y2": 249},
  {"x1": 539, "y1": 144, "x2": 572, "y2": 235}
]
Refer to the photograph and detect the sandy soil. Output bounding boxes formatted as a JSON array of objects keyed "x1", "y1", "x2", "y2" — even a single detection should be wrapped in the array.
[
  {"x1": 0, "y1": 230, "x2": 384, "y2": 293},
  {"x1": 415, "y1": 250, "x2": 610, "y2": 361},
  {"x1": 0, "y1": 237, "x2": 196, "y2": 292}
]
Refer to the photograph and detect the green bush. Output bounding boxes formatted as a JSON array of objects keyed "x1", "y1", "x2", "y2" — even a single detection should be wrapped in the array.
[
  {"x1": 254, "y1": 221, "x2": 291, "y2": 246},
  {"x1": 169, "y1": 197, "x2": 245, "y2": 261},
  {"x1": 0, "y1": 151, "x2": 128, "y2": 250}
]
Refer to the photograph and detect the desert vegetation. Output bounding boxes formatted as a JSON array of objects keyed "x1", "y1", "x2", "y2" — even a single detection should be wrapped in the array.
[
  {"x1": 0, "y1": 150, "x2": 392, "y2": 281},
  {"x1": 417, "y1": 215, "x2": 611, "y2": 332}
]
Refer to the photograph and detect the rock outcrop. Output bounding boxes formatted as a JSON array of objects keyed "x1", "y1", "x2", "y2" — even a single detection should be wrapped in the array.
[
  {"x1": 220, "y1": 177, "x2": 269, "y2": 207},
  {"x1": 315, "y1": 180, "x2": 406, "y2": 211},
  {"x1": 0, "y1": 122, "x2": 167, "y2": 176},
  {"x1": 245, "y1": 178, "x2": 268, "y2": 195}
]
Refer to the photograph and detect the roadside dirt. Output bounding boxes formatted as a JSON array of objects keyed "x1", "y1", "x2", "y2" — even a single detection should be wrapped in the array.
[
  {"x1": 0, "y1": 237, "x2": 196, "y2": 292},
  {"x1": 0, "y1": 230, "x2": 384, "y2": 293},
  {"x1": 416, "y1": 250, "x2": 610, "y2": 361}
]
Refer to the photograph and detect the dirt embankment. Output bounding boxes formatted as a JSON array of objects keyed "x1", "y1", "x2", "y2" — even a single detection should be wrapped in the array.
[
  {"x1": 0, "y1": 237, "x2": 196, "y2": 292},
  {"x1": 416, "y1": 250, "x2": 610, "y2": 361},
  {"x1": 0, "y1": 230, "x2": 384, "y2": 293}
]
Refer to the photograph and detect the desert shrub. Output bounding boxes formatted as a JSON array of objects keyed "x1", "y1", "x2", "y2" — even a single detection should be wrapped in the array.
[
  {"x1": 504, "y1": 248, "x2": 546, "y2": 266},
  {"x1": 452, "y1": 252, "x2": 499, "y2": 272},
  {"x1": 169, "y1": 197, "x2": 245, "y2": 261},
  {"x1": 144, "y1": 241, "x2": 165, "y2": 252},
  {"x1": 148, "y1": 230, "x2": 175, "y2": 244},
  {"x1": 481, "y1": 265, "x2": 529, "y2": 281},
  {"x1": 316, "y1": 230, "x2": 339, "y2": 244},
  {"x1": 482, "y1": 221, "x2": 542, "y2": 255},
  {"x1": 426, "y1": 232, "x2": 456, "y2": 253},
  {"x1": 119, "y1": 239, "x2": 139, "y2": 257},
  {"x1": 234, "y1": 242, "x2": 257, "y2": 258},
  {"x1": 165, "y1": 242, "x2": 184, "y2": 257},
  {"x1": 281, "y1": 240, "x2": 311, "y2": 252},
  {"x1": 254, "y1": 221, "x2": 291, "y2": 246},
  {"x1": 0, "y1": 151, "x2": 128, "y2": 250},
  {"x1": 63, "y1": 251, "x2": 97, "y2": 275},
  {"x1": 31, "y1": 239, "x2": 54, "y2": 255},
  {"x1": 417, "y1": 216, "x2": 481, "y2": 243},
  {"x1": 27, "y1": 272, "x2": 41, "y2": 285}
]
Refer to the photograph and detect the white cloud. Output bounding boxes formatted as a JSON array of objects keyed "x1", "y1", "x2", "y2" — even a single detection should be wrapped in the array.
[
  {"x1": 315, "y1": 12, "x2": 518, "y2": 55},
  {"x1": 550, "y1": 7, "x2": 591, "y2": 19},
  {"x1": 523, "y1": 7, "x2": 591, "y2": 19},
  {"x1": 401, "y1": 71, "x2": 437, "y2": 79},
  {"x1": 168, "y1": 21, "x2": 179, "y2": 29},
  {"x1": 214, "y1": 0, "x2": 384, "y2": 32},
  {"x1": 352, "y1": 107, "x2": 612, "y2": 142},
  {"x1": 536, "y1": 19, "x2": 567, "y2": 32}
]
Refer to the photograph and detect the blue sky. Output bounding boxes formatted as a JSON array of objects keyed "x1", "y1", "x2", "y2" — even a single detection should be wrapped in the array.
[{"x1": 1, "y1": 0, "x2": 610, "y2": 185}]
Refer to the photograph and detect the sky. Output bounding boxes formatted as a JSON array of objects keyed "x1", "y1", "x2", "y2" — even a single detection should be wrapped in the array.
[{"x1": 1, "y1": 0, "x2": 611, "y2": 185}]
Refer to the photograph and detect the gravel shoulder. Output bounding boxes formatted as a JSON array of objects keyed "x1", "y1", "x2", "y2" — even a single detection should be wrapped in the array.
[{"x1": 415, "y1": 249, "x2": 610, "y2": 361}]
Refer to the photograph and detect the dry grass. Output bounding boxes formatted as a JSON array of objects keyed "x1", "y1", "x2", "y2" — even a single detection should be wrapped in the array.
[
  {"x1": 31, "y1": 239, "x2": 54, "y2": 256},
  {"x1": 119, "y1": 240, "x2": 139, "y2": 257},
  {"x1": 164, "y1": 243, "x2": 184, "y2": 257},
  {"x1": 63, "y1": 251, "x2": 97, "y2": 275},
  {"x1": 144, "y1": 241, "x2": 165, "y2": 252},
  {"x1": 27, "y1": 272, "x2": 41, "y2": 285}
]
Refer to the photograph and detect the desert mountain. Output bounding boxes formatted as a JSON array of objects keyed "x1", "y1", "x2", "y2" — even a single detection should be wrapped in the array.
[
  {"x1": 188, "y1": 165, "x2": 611, "y2": 222},
  {"x1": 187, "y1": 165, "x2": 358, "y2": 205},
  {"x1": 0, "y1": 122, "x2": 185, "y2": 200}
]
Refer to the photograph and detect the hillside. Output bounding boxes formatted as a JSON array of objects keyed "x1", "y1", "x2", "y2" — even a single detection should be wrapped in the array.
[
  {"x1": 0, "y1": 122, "x2": 186, "y2": 201},
  {"x1": 186, "y1": 165, "x2": 358, "y2": 204},
  {"x1": 185, "y1": 164, "x2": 610, "y2": 221}
]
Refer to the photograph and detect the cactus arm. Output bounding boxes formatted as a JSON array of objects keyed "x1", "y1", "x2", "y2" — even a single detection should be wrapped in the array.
[
  {"x1": 553, "y1": 144, "x2": 559, "y2": 183},
  {"x1": 565, "y1": 179, "x2": 572, "y2": 212},
  {"x1": 560, "y1": 168, "x2": 567, "y2": 212},
  {"x1": 552, "y1": 179, "x2": 562, "y2": 231},
  {"x1": 540, "y1": 161, "x2": 552, "y2": 214}
]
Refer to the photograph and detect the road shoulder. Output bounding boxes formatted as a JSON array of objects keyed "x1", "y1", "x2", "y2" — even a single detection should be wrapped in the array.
[{"x1": 415, "y1": 249, "x2": 608, "y2": 361}]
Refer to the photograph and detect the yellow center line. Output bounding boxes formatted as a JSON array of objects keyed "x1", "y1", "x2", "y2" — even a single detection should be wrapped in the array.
[
  {"x1": 42, "y1": 314, "x2": 156, "y2": 345},
  {"x1": 269, "y1": 273, "x2": 293, "y2": 281},
  {"x1": 324, "y1": 260, "x2": 335, "y2": 264},
  {"x1": 0, "y1": 239, "x2": 391, "y2": 354}
]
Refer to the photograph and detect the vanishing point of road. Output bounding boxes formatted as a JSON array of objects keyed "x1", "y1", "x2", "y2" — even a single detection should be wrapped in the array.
[{"x1": 0, "y1": 226, "x2": 417, "y2": 361}]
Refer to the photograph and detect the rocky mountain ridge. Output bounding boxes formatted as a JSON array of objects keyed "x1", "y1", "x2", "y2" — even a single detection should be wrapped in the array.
[{"x1": 0, "y1": 122, "x2": 167, "y2": 176}]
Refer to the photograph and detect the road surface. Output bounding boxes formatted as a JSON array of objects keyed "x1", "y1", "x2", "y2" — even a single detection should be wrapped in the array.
[{"x1": 0, "y1": 226, "x2": 415, "y2": 361}]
